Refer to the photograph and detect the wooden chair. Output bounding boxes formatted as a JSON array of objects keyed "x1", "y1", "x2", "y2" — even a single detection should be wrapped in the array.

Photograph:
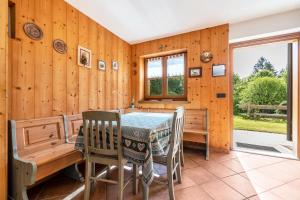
[
  {"x1": 176, "y1": 106, "x2": 185, "y2": 167},
  {"x1": 153, "y1": 108, "x2": 184, "y2": 200},
  {"x1": 82, "y1": 111, "x2": 137, "y2": 200}
]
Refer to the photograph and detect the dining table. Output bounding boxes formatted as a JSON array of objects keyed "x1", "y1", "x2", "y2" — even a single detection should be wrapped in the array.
[{"x1": 74, "y1": 111, "x2": 174, "y2": 199}]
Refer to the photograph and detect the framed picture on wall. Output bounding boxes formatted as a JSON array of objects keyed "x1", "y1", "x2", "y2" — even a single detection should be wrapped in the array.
[
  {"x1": 112, "y1": 61, "x2": 119, "y2": 70},
  {"x1": 98, "y1": 60, "x2": 106, "y2": 71},
  {"x1": 212, "y1": 64, "x2": 226, "y2": 77},
  {"x1": 189, "y1": 67, "x2": 202, "y2": 78},
  {"x1": 78, "y1": 46, "x2": 92, "y2": 68}
]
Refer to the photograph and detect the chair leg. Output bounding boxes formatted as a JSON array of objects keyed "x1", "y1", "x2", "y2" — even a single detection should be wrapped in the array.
[
  {"x1": 142, "y1": 184, "x2": 149, "y2": 200},
  {"x1": 180, "y1": 141, "x2": 184, "y2": 167},
  {"x1": 173, "y1": 158, "x2": 177, "y2": 180},
  {"x1": 176, "y1": 151, "x2": 182, "y2": 184},
  {"x1": 133, "y1": 164, "x2": 139, "y2": 195},
  {"x1": 167, "y1": 161, "x2": 175, "y2": 200},
  {"x1": 84, "y1": 161, "x2": 92, "y2": 200},
  {"x1": 118, "y1": 164, "x2": 124, "y2": 200}
]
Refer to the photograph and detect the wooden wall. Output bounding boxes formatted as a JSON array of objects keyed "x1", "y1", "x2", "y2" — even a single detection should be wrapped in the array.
[
  {"x1": 9, "y1": 0, "x2": 131, "y2": 120},
  {"x1": 131, "y1": 24, "x2": 230, "y2": 151},
  {"x1": 0, "y1": 0, "x2": 8, "y2": 198}
]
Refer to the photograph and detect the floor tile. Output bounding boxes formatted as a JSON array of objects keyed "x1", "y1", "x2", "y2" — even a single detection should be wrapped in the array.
[
  {"x1": 174, "y1": 173, "x2": 197, "y2": 191},
  {"x1": 182, "y1": 156, "x2": 199, "y2": 170},
  {"x1": 201, "y1": 179, "x2": 245, "y2": 200},
  {"x1": 197, "y1": 160, "x2": 237, "y2": 178},
  {"x1": 248, "y1": 191, "x2": 283, "y2": 200},
  {"x1": 270, "y1": 179, "x2": 300, "y2": 200},
  {"x1": 175, "y1": 185, "x2": 213, "y2": 200},
  {"x1": 255, "y1": 161, "x2": 300, "y2": 183},
  {"x1": 182, "y1": 166, "x2": 217, "y2": 185},
  {"x1": 235, "y1": 154, "x2": 284, "y2": 171},
  {"x1": 220, "y1": 158, "x2": 246, "y2": 173},
  {"x1": 222, "y1": 174, "x2": 265, "y2": 197},
  {"x1": 208, "y1": 151, "x2": 238, "y2": 163},
  {"x1": 240, "y1": 170, "x2": 284, "y2": 190}
]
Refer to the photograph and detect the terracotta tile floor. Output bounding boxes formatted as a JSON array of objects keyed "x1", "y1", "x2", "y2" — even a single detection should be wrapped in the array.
[{"x1": 27, "y1": 149, "x2": 300, "y2": 200}]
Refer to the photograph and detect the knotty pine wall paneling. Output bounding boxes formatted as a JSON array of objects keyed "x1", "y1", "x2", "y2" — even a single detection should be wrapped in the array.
[
  {"x1": 131, "y1": 25, "x2": 230, "y2": 151},
  {"x1": 53, "y1": 0, "x2": 67, "y2": 116},
  {"x1": 10, "y1": 0, "x2": 131, "y2": 120},
  {"x1": 0, "y1": 0, "x2": 8, "y2": 198}
]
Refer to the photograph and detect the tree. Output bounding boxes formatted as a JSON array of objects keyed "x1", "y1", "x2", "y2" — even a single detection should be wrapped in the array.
[
  {"x1": 240, "y1": 77, "x2": 286, "y2": 105},
  {"x1": 253, "y1": 57, "x2": 276, "y2": 75},
  {"x1": 278, "y1": 68, "x2": 288, "y2": 84},
  {"x1": 248, "y1": 69, "x2": 275, "y2": 82}
]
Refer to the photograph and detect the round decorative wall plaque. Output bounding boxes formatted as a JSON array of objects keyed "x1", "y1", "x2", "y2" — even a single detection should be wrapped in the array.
[
  {"x1": 200, "y1": 51, "x2": 213, "y2": 63},
  {"x1": 23, "y1": 22, "x2": 43, "y2": 40},
  {"x1": 53, "y1": 39, "x2": 67, "y2": 54}
]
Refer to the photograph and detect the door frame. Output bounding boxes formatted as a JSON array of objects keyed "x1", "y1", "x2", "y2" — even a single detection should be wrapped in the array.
[{"x1": 229, "y1": 32, "x2": 300, "y2": 158}]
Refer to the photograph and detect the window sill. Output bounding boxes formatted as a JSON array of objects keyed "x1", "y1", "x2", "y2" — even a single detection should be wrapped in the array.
[{"x1": 138, "y1": 100, "x2": 190, "y2": 104}]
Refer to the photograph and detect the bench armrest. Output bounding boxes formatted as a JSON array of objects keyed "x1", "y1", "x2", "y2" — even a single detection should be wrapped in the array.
[{"x1": 13, "y1": 157, "x2": 37, "y2": 186}]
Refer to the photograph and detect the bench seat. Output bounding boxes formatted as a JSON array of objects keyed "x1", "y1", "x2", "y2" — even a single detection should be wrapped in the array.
[
  {"x1": 183, "y1": 128, "x2": 208, "y2": 135},
  {"x1": 21, "y1": 144, "x2": 82, "y2": 181}
]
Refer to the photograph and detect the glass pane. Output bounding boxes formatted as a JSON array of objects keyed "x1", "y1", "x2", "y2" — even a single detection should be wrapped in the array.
[
  {"x1": 167, "y1": 54, "x2": 185, "y2": 96},
  {"x1": 147, "y1": 57, "x2": 163, "y2": 96}
]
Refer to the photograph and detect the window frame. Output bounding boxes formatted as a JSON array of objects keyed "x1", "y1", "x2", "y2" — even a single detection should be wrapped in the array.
[{"x1": 144, "y1": 52, "x2": 187, "y2": 100}]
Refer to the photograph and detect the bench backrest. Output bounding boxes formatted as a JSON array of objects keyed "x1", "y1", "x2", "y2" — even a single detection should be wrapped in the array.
[
  {"x1": 10, "y1": 116, "x2": 66, "y2": 157},
  {"x1": 184, "y1": 109, "x2": 208, "y2": 131},
  {"x1": 64, "y1": 114, "x2": 83, "y2": 142}
]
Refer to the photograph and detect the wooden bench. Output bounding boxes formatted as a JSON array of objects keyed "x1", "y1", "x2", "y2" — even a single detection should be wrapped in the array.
[
  {"x1": 8, "y1": 116, "x2": 83, "y2": 200},
  {"x1": 183, "y1": 109, "x2": 209, "y2": 160}
]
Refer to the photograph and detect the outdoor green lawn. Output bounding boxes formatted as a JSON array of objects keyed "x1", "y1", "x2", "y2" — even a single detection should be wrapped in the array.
[{"x1": 234, "y1": 116, "x2": 287, "y2": 134}]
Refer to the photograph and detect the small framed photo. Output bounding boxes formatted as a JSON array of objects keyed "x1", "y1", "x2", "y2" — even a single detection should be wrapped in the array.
[
  {"x1": 78, "y1": 46, "x2": 92, "y2": 68},
  {"x1": 112, "y1": 60, "x2": 119, "y2": 70},
  {"x1": 189, "y1": 67, "x2": 202, "y2": 78},
  {"x1": 212, "y1": 64, "x2": 226, "y2": 77},
  {"x1": 98, "y1": 60, "x2": 106, "y2": 71}
]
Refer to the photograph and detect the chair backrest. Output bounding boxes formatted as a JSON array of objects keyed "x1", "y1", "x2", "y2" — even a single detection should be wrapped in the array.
[
  {"x1": 168, "y1": 108, "x2": 185, "y2": 157},
  {"x1": 82, "y1": 111, "x2": 122, "y2": 158}
]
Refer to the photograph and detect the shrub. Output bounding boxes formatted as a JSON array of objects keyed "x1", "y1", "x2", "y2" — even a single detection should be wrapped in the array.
[{"x1": 240, "y1": 77, "x2": 287, "y2": 105}]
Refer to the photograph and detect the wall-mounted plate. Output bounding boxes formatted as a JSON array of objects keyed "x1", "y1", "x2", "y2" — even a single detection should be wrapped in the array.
[
  {"x1": 53, "y1": 39, "x2": 67, "y2": 54},
  {"x1": 23, "y1": 22, "x2": 43, "y2": 40}
]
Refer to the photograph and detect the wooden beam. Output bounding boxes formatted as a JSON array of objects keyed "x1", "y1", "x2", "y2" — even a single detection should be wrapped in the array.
[{"x1": 0, "y1": 0, "x2": 8, "y2": 199}]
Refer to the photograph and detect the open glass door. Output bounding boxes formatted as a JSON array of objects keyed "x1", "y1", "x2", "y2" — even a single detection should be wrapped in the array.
[{"x1": 231, "y1": 36, "x2": 299, "y2": 158}]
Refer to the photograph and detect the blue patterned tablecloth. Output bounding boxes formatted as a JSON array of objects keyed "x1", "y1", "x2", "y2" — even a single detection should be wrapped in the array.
[{"x1": 75, "y1": 112, "x2": 173, "y2": 186}]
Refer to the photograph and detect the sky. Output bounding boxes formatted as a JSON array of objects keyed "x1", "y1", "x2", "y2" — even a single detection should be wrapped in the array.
[{"x1": 233, "y1": 41, "x2": 289, "y2": 78}]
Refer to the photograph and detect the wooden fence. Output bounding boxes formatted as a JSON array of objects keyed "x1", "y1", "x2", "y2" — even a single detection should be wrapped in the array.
[{"x1": 238, "y1": 104, "x2": 287, "y2": 119}]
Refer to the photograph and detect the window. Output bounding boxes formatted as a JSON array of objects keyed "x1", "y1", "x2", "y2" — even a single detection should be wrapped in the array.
[
  {"x1": 145, "y1": 53, "x2": 187, "y2": 100},
  {"x1": 8, "y1": 1, "x2": 15, "y2": 39}
]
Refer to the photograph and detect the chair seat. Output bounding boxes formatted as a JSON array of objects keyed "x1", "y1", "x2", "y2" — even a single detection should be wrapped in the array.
[{"x1": 153, "y1": 146, "x2": 170, "y2": 165}]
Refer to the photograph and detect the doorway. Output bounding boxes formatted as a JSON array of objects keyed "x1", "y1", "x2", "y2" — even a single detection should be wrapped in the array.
[{"x1": 230, "y1": 34, "x2": 299, "y2": 158}]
